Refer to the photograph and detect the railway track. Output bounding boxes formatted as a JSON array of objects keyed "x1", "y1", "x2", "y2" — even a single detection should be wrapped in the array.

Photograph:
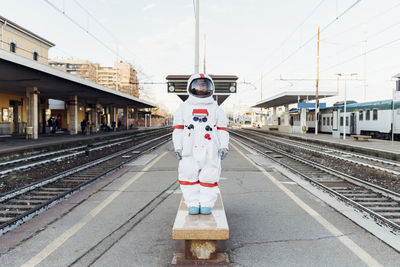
[
  {"x1": 240, "y1": 128, "x2": 400, "y2": 176},
  {"x1": 230, "y1": 129, "x2": 400, "y2": 231},
  {"x1": 0, "y1": 130, "x2": 171, "y2": 235},
  {"x1": 0, "y1": 128, "x2": 168, "y2": 177}
]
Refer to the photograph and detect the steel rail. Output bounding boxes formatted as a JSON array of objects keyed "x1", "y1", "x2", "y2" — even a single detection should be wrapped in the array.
[
  {"x1": 241, "y1": 128, "x2": 400, "y2": 175},
  {"x1": 0, "y1": 133, "x2": 171, "y2": 235},
  {"x1": 230, "y1": 130, "x2": 400, "y2": 231}
]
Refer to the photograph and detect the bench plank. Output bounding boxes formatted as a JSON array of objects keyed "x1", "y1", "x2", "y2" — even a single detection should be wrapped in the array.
[
  {"x1": 351, "y1": 135, "x2": 371, "y2": 142},
  {"x1": 172, "y1": 193, "x2": 229, "y2": 240}
]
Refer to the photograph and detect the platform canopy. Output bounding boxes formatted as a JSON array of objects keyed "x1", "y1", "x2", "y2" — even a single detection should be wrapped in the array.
[
  {"x1": 0, "y1": 49, "x2": 156, "y2": 108},
  {"x1": 166, "y1": 74, "x2": 238, "y2": 105},
  {"x1": 253, "y1": 91, "x2": 337, "y2": 108}
]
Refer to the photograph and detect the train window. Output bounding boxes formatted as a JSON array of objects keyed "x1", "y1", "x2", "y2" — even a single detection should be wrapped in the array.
[
  {"x1": 323, "y1": 117, "x2": 326, "y2": 125},
  {"x1": 33, "y1": 52, "x2": 39, "y2": 61},
  {"x1": 346, "y1": 116, "x2": 349, "y2": 126},
  {"x1": 340, "y1": 116, "x2": 343, "y2": 126},
  {"x1": 373, "y1": 109, "x2": 378, "y2": 120},
  {"x1": 359, "y1": 110, "x2": 363, "y2": 121},
  {"x1": 327, "y1": 117, "x2": 330, "y2": 126},
  {"x1": 366, "y1": 110, "x2": 370, "y2": 120},
  {"x1": 330, "y1": 117, "x2": 333, "y2": 126}
]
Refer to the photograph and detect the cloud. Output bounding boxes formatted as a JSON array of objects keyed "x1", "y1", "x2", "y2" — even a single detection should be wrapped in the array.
[{"x1": 143, "y1": 3, "x2": 156, "y2": 11}]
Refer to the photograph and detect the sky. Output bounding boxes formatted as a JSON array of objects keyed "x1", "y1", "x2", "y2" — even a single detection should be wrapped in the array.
[{"x1": 2, "y1": 0, "x2": 400, "y2": 114}]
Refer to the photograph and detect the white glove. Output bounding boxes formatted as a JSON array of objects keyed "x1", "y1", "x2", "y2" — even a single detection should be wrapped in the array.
[
  {"x1": 218, "y1": 148, "x2": 228, "y2": 160},
  {"x1": 175, "y1": 149, "x2": 182, "y2": 160}
]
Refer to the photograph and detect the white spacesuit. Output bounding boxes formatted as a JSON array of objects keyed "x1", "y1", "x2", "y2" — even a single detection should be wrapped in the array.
[{"x1": 172, "y1": 73, "x2": 229, "y2": 215}]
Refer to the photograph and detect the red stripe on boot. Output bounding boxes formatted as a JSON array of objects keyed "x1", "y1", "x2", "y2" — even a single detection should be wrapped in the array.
[
  {"x1": 199, "y1": 182, "x2": 218, "y2": 187},
  {"x1": 179, "y1": 180, "x2": 200, "y2": 185}
]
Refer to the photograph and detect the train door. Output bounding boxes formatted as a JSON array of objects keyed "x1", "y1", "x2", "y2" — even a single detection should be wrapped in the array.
[{"x1": 350, "y1": 113, "x2": 356, "y2": 134}]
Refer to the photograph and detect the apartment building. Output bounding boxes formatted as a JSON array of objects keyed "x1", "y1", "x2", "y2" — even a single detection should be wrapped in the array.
[
  {"x1": 49, "y1": 59, "x2": 99, "y2": 83},
  {"x1": 49, "y1": 59, "x2": 139, "y2": 97}
]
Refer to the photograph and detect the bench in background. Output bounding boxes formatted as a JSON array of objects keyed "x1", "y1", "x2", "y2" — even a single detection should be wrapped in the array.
[{"x1": 351, "y1": 135, "x2": 372, "y2": 142}]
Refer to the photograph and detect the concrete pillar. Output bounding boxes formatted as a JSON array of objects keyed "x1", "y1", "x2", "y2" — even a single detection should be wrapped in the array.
[
  {"x1": 133, "y1": 108, "x2": 139, "y2": 128},
  {"x1": 68, "y1": 95, "x2": 78, "y2": 135},
  {"x1": 272, "y1": 106, "x2": 277, "y2": 124},
  {"x1": 283, "y1": 104, "x2": 289, "y2": 126},
  {"x1": 124, "y1": 106, "x2": 129, "y2": 130},
  {"x1": 110, "y1": 106, "x2": 116, "y2": 131},
  {"x1": 26, "y1": 87, "x2": 38, "y2": 139},
  {"x1": 91, "y1": 107, "x2": 97, "y2": 133},
  {"x1": 300, "y1": 108, "x2": 307, "y2": 134}
]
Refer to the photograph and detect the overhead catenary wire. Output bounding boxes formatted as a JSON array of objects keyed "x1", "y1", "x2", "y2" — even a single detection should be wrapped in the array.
[
  {"x1": 261, "y1": 0, "x2": 362, "y2": 78},
  {"x1": 43, "y1": 0, "x2": 152, "y2": 80},
  {"x1": 321, "y1": 35, "x2": 400, "y2": 73},
  {"x1": 43, "y1": 0, "x2": 120, "y2": 60},
  {"x1": 320, "y1": 1, "x2": 400, "y2": 42},
  {"x1": 258, "y1": 0, "x2": 327, "y2": 71}
]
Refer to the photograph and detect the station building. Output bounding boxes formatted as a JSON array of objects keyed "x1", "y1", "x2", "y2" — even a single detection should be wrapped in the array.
[
  {"x1": 253, "y1": 91, "x2": 337, "y2": 133},
  {"x1": 0, "y1": 16, "x2": 155, "y2": 138}
]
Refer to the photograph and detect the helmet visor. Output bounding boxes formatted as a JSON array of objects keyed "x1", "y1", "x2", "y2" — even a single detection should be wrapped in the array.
[{"x1": 189, "y1": 78, "x2": 214, "y2": 98}]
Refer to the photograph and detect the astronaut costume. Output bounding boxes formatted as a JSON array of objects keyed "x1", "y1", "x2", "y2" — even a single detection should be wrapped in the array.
[{"x1": 172, "y1": 73, "x2": 229, "y2": 215}]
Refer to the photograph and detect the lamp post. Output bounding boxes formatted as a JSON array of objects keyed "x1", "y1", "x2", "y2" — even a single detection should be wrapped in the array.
[{"x1": 336, "y1": 73, "x2": 357, "y2": 140}]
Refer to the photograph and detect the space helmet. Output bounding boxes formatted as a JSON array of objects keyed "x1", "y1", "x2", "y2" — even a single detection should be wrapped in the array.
[{"x1": 187, "y1": 73, "x2": 215, "y2": 98}]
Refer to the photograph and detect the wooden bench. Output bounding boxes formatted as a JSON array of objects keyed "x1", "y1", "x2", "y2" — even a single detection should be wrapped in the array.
[
  {"x1": 172, "y1": 193, "x2": 229, "y2": 261},
  {"x1": 351, "y1": 135, "x2": 372, "y2": 142}
]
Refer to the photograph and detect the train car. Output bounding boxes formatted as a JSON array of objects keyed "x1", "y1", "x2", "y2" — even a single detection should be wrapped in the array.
[{"x1": 291, "y1": 99, "x2": 400, "y2": 140}]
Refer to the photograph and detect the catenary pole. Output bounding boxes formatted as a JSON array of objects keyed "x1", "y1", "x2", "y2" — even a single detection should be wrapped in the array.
[
  {"x1": 194, "y1": 0, "x2": 200, "y2": 73},
  {"x1": 315, "y1": 26, "x2": 320, "y2": 135}
]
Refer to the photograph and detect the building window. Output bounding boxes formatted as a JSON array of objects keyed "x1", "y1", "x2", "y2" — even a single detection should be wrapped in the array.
[
  {"x1": 340, "y1": 116, "x2": 343, "y2": 126},
  {"x1": 359, "y1": 110, "x2": 363, "y2": 121},
  {"x1": 373, "y1": 109, "x2": 378, "y2": 120},
  {"x1": 366, "y1": 110, "x2": 370, "y2": 120},
  {"x1": 33, "y1": 51, "x2": 39, "y2": 61},
  {"x1": 10, "y1": 42, "x2": 16, "y2": 53}
]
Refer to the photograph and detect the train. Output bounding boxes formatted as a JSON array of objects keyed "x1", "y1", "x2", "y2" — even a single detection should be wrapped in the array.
[{"x1": 291, "y1": 99, "x2": 400, "y2": 140}]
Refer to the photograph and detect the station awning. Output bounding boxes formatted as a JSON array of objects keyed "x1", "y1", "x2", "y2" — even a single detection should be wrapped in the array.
[
  {"x1": 0, "y1": 49, "x2": 156, "y2": 108},
  {"x1": 253, "y1": 91, "x2": 337, "y2": 108}
]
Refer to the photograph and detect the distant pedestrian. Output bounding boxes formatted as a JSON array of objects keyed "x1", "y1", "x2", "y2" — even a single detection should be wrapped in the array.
[
  {"x1": 81, "y1": 120, "x2": 86, "y2": 135},
  {"x1": 111, "y1": 121, "x2": 116, "y2": 131},
  {"x1": 48, "y1": 117, "x2": 53, "y2": 134},
  {"x1": 117, "y1": 120, "x2": 122, "y2": 131}
]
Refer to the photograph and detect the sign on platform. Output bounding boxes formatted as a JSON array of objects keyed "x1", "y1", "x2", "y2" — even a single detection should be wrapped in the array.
[{"x1": 297, "y1": 103, "x2": 326, "y2": 109}]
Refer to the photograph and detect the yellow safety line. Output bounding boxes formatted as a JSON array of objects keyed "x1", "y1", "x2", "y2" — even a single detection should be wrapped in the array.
[
  {"x1": 231, "y1": 141, "x2": 383, "y2": 267},
  {"x1": 22, "y1": 151, "x2": 168, "y2": 267}
]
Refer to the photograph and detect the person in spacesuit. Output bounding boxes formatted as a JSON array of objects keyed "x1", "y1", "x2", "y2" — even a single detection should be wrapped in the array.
[{"x1": 172, "y1": 73, "x2": 229, "y2": 215}]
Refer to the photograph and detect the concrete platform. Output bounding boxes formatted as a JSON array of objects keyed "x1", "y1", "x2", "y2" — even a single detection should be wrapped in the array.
[
  {"x1": 252, "y1": 127, "x2": 400, "y2": 160},
  {"x1": 0, "y1": 141, "x2": 399, "y2": 266}
]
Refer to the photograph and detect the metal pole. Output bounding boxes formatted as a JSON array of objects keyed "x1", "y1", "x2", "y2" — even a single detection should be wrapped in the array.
[
  {"x1": 315, "y1": 26, "x2": 320, "y2": 135},
  {"x1": 392, "y1": 86, "x2": 395, "y2": 144},
  {"x1": 1, "y1": 21, "x2": 7, "y2": 49},
  {"x1": 343, "y1": 78, "x2": 347, "y2": 140},
  {"x1": 203, "y1": 33, "x2": 206, "y2": 73},
  {"x1": 194, "y1": 0, "x2": 200, "y2": 73}
]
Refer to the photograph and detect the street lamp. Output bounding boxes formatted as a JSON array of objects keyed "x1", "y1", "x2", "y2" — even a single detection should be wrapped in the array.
[{"x1": 336, "y1": 73, "x2": 358, "y2": 140}]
